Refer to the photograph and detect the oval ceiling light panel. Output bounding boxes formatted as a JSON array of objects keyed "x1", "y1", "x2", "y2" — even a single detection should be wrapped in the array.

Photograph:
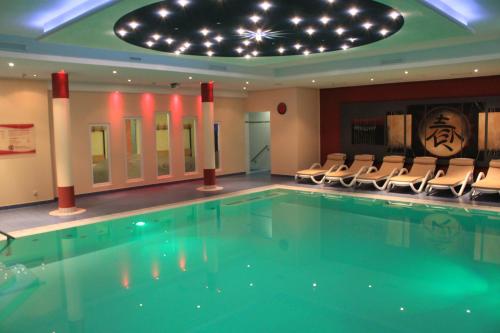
[{"x1": 114, "y1": 0, "x2": 404, "y2": 57}]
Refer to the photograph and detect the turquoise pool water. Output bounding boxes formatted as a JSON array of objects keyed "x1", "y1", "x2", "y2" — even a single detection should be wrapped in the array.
[{"x1": 1, "y1": 189, "x2": 500, "y2": 332}]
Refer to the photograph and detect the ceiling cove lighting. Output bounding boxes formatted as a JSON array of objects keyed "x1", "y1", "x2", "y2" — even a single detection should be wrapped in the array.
[
  {"x1": 114, "y1": 0, "x2": 404, "y2": 57},
  {"x1": 419, "y1": 0, "x2": 485, "y2": 27},
  {"x1": 39, "y1": 0, "x2": 119, "y2": 33}
]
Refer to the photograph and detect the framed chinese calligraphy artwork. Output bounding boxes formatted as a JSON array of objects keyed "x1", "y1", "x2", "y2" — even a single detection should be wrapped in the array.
[{"x1": 408, "y1": 103, "x2": 480, "y2": 159}]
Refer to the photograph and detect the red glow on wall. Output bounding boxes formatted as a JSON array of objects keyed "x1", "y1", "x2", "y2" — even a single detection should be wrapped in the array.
[
  {"x1": 170, "y1": 94, "x2": 183, "y2": 126},
  {"x1": 109, "y1": 91, "x2": 124, "y2": 123},
  {"x1": 141, "y1": 93, "x2": 155, "y2": 120},
  {"x1": 196, "y1": 95, "x2": 203, "y2": 118}
]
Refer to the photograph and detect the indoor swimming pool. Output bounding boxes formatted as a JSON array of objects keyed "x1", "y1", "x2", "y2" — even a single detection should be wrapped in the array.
[{"x1": 1, "y1": 189, "x2": 499, "y2": 332}]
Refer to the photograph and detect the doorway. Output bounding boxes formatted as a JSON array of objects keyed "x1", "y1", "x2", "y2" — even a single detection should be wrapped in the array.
[{"x1": 246, "y1": 112, "x2": 271, "y2": 173}]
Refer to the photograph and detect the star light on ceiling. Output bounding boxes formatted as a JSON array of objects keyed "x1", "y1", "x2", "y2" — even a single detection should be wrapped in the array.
[{"x1": 114, "y1": 0, "x2": 404, "y2": 58}]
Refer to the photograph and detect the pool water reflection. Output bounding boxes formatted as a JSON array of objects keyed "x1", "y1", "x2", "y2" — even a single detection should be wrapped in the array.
[{"x1": 1, "y1": 190, "x2": 500, "y2": 332}]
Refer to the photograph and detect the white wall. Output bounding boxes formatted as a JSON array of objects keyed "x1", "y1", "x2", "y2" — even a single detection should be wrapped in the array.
[
  {"x1": 0, "y1": 79, "x2": 55, "y2": 207},
  {"x1": 245, "y1": 88, "x2": 321, "y2": 175}
]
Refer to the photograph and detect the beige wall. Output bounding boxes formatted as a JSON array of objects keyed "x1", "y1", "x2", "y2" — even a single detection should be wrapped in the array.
[
  {"x1": 0, "y1": 79, "x2": 54, "y2": 207},
  {"x1": 69, "y1": 91, "x2": 246, "y2": 195},
  {"x1": 245, "y1": 88, "x2": 320, "y2": 175},
  {"x1": 0, "y1": 78, "x2": 319, "y2": 206}
]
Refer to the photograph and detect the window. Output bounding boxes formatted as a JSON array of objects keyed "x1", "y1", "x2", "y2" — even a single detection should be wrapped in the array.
[
  {"x1": 183, "y1": 117, "x2": 197, "y2": 173},
  {"x1": 155, "y1": 113, "x2": 171, "y2": 177},
  {"x1": 214, "y1": 123, "x2": 221, "y2": 170},
  {"x1": 125, "y1": 118, "x2": 143, "y2": 180},
  {"x1": 90, "y1": 125, "x2": 111, "y2": 185}
]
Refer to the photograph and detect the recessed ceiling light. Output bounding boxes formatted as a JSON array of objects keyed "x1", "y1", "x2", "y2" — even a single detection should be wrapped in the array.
[
  {"x1": 259, "y1": 2, "x2": 272, "y2": 11},
  {"x1": 291, "y1": 16, "x2": 302, "y2": 25},
  {"x1": 312, "y1": 79, "x2": 316, "y2": 83},
  {"x1": 158, "y1": 8, "x2": 170, "y2": 18},
  {"x1": 474, "y1": 68, "x2": 479, "y2": 73},
  {"x1": 250, "y1": 15, "x2": 261, "y2": 23},
  {"x1": 348, "y1": 7, "x2": 360, "y2": 16},
  {"x1": 363, "y1": 22, "x2": 373, "y2": 30},
  {"x1": 115, "y1": 1, "x2": 404, "y2": 57},
  {"x1": 319, "y1": 16, "x2": 331, "y2": 25},
  {"x1": 8, "y1": 62, "x2": 14, "y2": 67},
  {"x1": 33, "y1": 74, "x2": 37, "y2": 77},
  {"x1": 335, "y1": 27, "x2": 345, "y2": 35},
  {"x1": 306, "y1": 27, "x2": 316, "y2": 36},
  {"x1": 389, "y1": 11, "x2": 400, "y2": 20},
  {"x1": 370, "y1": 78, "x2": 374, "y2": 81},
  {"x1": 404, "y1": 70, "x2": 409, "y2": 75},
  {"x1": 128, "y1": 21, "x2": 139, "y2": 29}
]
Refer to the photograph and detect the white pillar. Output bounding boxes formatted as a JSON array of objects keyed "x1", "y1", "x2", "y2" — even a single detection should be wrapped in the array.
[
  {"x1": 50, "y1": 72, "x2": 84, "y2": 216},
  {"x1": 198, "y1": 82, "x2": 223, "y2": 192}
]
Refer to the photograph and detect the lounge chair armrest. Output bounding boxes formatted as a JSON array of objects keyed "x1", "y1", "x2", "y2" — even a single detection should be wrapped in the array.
[
  {"x1": 367, "y1": 166, "x2": 378, "y2": 174},
  {"x1": 388, "y1": 168, "x2": 400, "y2": 178},
  {"x1": 326, "y1": 164, "x2": 339, "y2": 173},
  {"x1": 310, "y1": 163, "x2": 322, "y2": 169},
  {"x1": 397, "y1": 168, "x2": 409, "y2": 176},
  {"x1": 465, "y1": 171, "x2": 474, "y2": 184},
  {"x1": 475, "y1": 172, "x2": 486, "y2": 182},
  {"x1": 434, "y1": 170, "x2": 445, "y2": 178}
]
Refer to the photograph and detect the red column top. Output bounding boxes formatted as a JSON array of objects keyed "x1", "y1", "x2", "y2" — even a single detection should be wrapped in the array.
[
  {"x1": 201, "y1": 82, "x2": 214, "y2": 103},
  {"x1": 52, "y1": 72, "x2": 69, "y2": 99}
]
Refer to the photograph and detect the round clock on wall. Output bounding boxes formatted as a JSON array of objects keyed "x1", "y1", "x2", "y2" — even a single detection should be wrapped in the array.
[{"x1": 277, "y1": 103, "x2": 287, "y2": 115}]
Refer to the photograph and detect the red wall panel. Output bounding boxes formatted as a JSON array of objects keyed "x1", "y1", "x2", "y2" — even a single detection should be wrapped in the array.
[{"x1": 320, "y1": 75, "x2": 500, "y2": 161}]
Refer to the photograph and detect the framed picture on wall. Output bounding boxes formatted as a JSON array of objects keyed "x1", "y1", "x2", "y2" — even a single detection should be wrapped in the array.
[
  {"x1": 0, "y1": 124, "x2": 36, "y2": 155},
  {"x1": 408, "y1": 103, "x2": 481, "y2": 159}
]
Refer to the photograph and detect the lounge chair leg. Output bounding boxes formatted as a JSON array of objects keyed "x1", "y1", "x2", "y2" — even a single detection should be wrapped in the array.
[
  {"x1": 339, "y1": 177, "x2": 356, "y2": 187},
  {"x1": 311, "y1": 175, "x2": 325, "y2": 185},
  {"x1": 374, "y1": 179, "x2": 390, "y2": 191}
]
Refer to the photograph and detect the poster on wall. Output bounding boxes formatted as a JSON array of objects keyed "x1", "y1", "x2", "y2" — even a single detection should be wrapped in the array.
[
  {"x1": 0, "y1": 124, "x2": 36, "y2": 155},
  {"x1": 408, "y1": 103, "x2": 481, "y2": 159}
]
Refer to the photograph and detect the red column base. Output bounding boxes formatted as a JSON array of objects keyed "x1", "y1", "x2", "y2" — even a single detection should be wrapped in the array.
[
  {"x1": 58, "y1": 186, "x2": 76, "y2": 210},
  {"x1": 197, "y1": 169, "x2": 223, "y2": 192},
  {"x1": 204, "y1": 169, "x2": 216, "y2": 186}
]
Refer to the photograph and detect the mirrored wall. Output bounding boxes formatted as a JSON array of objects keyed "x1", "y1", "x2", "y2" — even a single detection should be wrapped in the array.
[
  {"x1": 183, "y1": 117, "x2": 197, "y2": 173},
  {"x1": 125, "y1": 118, "x2": 143, "y2": 180},
  {"x1": 156, "y1": 113, "x2": 171, "y2": 177},
  {"x1": 90, "y1": 125, "x2": 111, "y2": 185}
]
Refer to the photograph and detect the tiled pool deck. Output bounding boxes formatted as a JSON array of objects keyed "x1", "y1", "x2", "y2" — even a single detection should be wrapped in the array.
[{"x1": 1, "y1": 172, "x2": 499, "y2": 236}]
